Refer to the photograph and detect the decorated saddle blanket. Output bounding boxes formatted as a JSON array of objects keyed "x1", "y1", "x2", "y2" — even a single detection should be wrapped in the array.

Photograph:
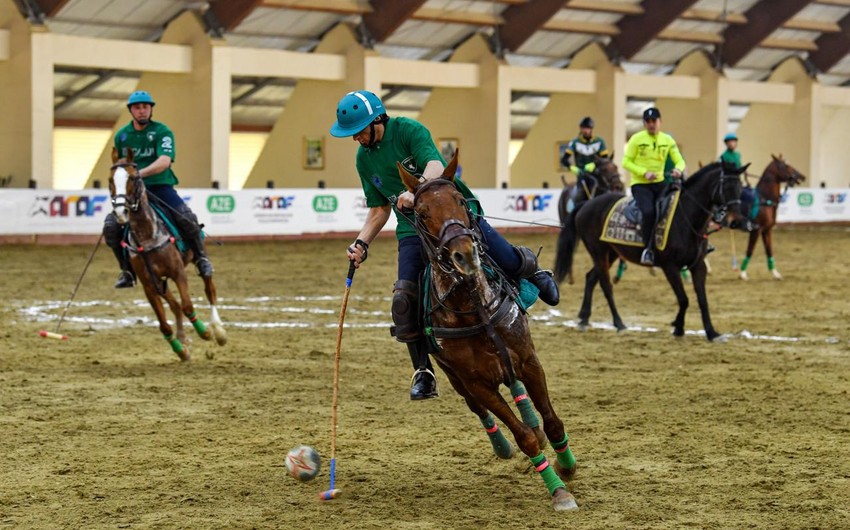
[
  {"x1": 122, "y1": 203, "x2": 189, "y2": 254},
  {"x1": 599, "y1": 191, "x2": 681, "y2": 251}
]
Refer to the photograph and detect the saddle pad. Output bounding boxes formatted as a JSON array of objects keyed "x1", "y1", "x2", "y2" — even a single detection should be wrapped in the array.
[
  {"x1": 149, "y1": 203, "x2": 188, "y2": 254},
  {"x1": 599, "y1": 190, "x2": 681, "y2": 251}
]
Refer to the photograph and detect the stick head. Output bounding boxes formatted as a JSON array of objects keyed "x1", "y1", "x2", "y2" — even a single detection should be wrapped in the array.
[{"x1": 319, "y1": 489, "x2": 341, "y2": 501}]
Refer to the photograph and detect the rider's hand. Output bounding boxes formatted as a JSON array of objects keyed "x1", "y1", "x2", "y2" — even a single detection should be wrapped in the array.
[
  {"x1": 645, "y1": 171, "x2": 658, "y2": 181},
  {"x1": 670, "y1": 169, "x2": 683, "y2": 178},
  {"x1": 396, "y1": 191, "x2": 414, "y2": 211},
  {"x1": 346, "y1": 239, "x2": 369, "y2": 268}
]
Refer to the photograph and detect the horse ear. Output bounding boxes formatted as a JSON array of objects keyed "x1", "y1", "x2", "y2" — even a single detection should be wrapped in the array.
[
  {"x1": 771, "y1": 154, "x2": 778, "y2": 161},
  {"x1": 126, "y1": 147, "x2": 134, "y2": 163},
  {"x1": 698, "y1": 160, "x2": 704, "y2": 168},
  {"x1": 441, "y1": 148, "x2": 459, "y2": 182},
  {"x1": 111, "y1": 147, "x2": 119, "y2": 164},
  {"x1": 397, "y1": 162, "x2": 420, "y2": 193},
  {"x1": 739, "y1": 162, "x2": 751, "y2": 174}
]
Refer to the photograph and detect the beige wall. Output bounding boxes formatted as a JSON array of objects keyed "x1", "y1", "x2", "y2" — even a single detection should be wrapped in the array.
[{"x1": 819, "y1": 106, "x2": 850, "y2": 187}]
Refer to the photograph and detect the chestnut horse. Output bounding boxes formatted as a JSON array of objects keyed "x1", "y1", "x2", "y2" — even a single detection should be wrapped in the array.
[
  {"x1": 739, "y1": 155, "x2": 806, "y2": 280},
  {"x1": 553, "y1": 154, "x2": 624, "y2": 286},
  {"x1": 574, "y1": 161, "x2": 748, "y2": 341},
  {"x1": 397, "y1": 154, "x2": 578, "y2": 512},
  {"x1": 109, "y1": 148, "x2": 227, "y2": 360}
]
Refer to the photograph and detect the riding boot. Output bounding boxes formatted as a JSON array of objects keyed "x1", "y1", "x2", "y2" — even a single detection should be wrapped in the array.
[
  {"x1": 111, "y1": 246, "x2": 136, "y2": 288},
  {"x1": 639, "y1": 215, "x2": 656, "y2": 266},
  {"x1": 186, "y1": 234, "x2": 214, "y2": 278},
  {"x1": 174, "y1": 204, "x2": 214, "y2": 278},
  {"x1": 513, "y1": 246, "x2": 560, "y2": 306},
  {"x1": 408, "y1": 340, "x2": 438, "y2": 400}
]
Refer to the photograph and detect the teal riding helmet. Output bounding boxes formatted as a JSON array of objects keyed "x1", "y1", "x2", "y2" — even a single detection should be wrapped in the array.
[
  {"x1": 127, "y1": 90, "x2": 155, "y2": 108},
  {"x1": 724, "y1": 132, "x2": 738, "y2": 142},
  {"x1": 330, "y1": 91, "x2": 385, "y2": 137}
]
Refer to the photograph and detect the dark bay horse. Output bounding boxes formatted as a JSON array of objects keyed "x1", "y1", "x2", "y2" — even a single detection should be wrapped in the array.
[
  {"x1": 398, "y1": 154, "x2": 578, "y2": 512},
  {"x1": 109, "y1": 148, "x2": 227, "y2": 360},
  {"x1": 573, "y1": 161, "x2": 748, "y2": 341},
  {"x1": 739, "y1": 155, "x2": 806, "y2": 281},
  {"x1": 554, "y1": 155, "x2": 624, "y2": 285}
]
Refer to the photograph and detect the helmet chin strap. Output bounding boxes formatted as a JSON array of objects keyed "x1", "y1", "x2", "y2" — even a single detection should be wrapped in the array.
[{"x1": 365, "y1": 122, "x2": 378, "y2": 148}]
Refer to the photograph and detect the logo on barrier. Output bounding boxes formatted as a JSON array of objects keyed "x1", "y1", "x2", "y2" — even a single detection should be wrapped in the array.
[
  {"x1": 797, "y1": 192, "x2": 813, "y2": 207},
  {"x1": 504, "y1": 194, "x2": 553, "y2": 212},
  {"x1": 30, "y1": 195, "x2": 109, "y2": 217},
  {"x1": 312, "y1": 195, "x2": 338, "y2": 213},
  {"x1": 207, "y1": 195, "x2": 235, "y2": 213},
  {"x1": 253, "y1": 196, "x2": 295, "y2": 209},
  {"x1": 826, "y1": 193, "x2": 847, "y2": 204}
]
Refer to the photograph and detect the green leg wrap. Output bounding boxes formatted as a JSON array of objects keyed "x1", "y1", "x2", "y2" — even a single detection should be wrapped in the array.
[
  {"x1": 510, "y1": 381, "x2": 539, "y2": 429},
  {"x1": 188, "y1": 311, "x2": 208, "y2": 336},
  {"x1": 551, "y1": 433, "x2": 577, "y2": 471},
  {"x1": 767, "y1": 256, "x2": 776, "y2": 270},
  {"x1": 480, "y1": 414, "x2": 513, "y2": 459},
  {"x1": 615, "y1": 260, "x2": 627, "y2": 280},
  {"x1": 164, "y1": 334, "x2": 184, "y2": 354},
  {"x1": 530, "y1": 452, "x2": 565, "y2": 496},
  {"x1": 740, "y1": 256, "x2": 751, "y2": 272}
]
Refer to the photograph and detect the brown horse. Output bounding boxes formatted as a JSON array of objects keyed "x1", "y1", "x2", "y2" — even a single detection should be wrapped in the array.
[
  {"x1": 554, "y1": 154, "x2": 624, "y2": 285},
  {"x1": 398, "y1": 154, "x2": 578, "y2": 512},
  {"x1": 739, "y1": 155, "x2": 806, "y2": 280},
  {"x1": 109, "y1": 148, "x2": 227, "y2": 360}
]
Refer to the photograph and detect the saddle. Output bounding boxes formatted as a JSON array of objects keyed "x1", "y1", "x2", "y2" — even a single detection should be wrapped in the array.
[
  {"x1": 600, "y1": 190, "x2": 681, "y2": 250},
  {"x1": 122, "y1": 203, "x2": 190, "y2": 254}
]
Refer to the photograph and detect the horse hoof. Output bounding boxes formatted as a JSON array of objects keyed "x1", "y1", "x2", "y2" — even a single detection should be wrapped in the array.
[
  {"x1": 200, "y1": 330, "x2": 213, "y2": 341},
  {"x1": 212, "y1": 323, "x2": 228, "y2": 346},
  {"x1": 615, "y1": 323, "x2": 627, "y2": 332},
  {"x1": 552, "y1": 488, "x2": 578, "y2": 511},
  {"x1": 772, "y1": 270, "x2": 783, "y2": 280},
  {"x1": 177, "y1": 348, "x2": 190, "y2": 362},
  {"x1": 554, "y1": 461, "x2": 577, "y2": 481},
  {"x1": 709, "y1": 332, "x2": 729, "y2": 343},
  {"x1": 612, "y1": 276, "x2": 620, "y2": 284},
  {"x1": 533, "y1": 427, "x2": 547, "y2": 450},
  {"x1": 740, "y1": 271, "x2": 749, "y2": 281}
]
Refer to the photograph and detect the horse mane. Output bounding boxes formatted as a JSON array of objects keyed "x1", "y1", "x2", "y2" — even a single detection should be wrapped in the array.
[{"x1": 682, "y1": 161, "x2": 722, "y2": 189}]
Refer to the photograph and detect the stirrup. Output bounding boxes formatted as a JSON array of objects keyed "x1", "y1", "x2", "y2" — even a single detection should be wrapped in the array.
[
  {"x1": 640, "y1": 248, "x2": 654, "y2": 266},
  {"x1": 114, "y1": 270, "x2": 135, "y2": 289},
  {"x1": 195, "y1": 256, "x2": 214, "y2": 278},
  {"x1": 409, "y1": 368, "x2": 439, "y2": 400}
]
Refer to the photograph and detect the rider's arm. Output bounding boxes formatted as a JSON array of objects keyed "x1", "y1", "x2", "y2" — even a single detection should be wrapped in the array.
[
  {"x1": 347, "y1": 205, "x2": 392, "y2": 267},
  {"x1": 422, "y1": 159, "x2": 445, "y2": 181},
  {"x1": 622, "y1": 134, "x2": 647, "y2": 177},
  {"x1": 139, "y1": 155, "x2": 172, "y2": 178},
  {"x1": 668, "y1": 136, "x2": 686, "y2": 173}
]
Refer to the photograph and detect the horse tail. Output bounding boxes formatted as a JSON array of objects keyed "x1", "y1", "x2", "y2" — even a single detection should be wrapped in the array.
[{"x1": 553, "y1": 207, "x2": 579, "y2": 284}]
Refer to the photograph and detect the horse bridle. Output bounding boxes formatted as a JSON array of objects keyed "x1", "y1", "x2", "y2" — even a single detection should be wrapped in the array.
[
  {"x1": 110, "y1": 162, "x2": 143, "y2": 212},
  {"x1": 679, "y1": 164, "x2": 742, "y2": 225}
]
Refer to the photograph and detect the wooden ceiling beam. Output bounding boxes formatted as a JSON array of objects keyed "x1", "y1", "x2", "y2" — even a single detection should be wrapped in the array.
[
  {"x1": 608, "y1": 0, "x2": 700, "y2": 60},
  {"x1": 759, "y1": 37, "x2": 818, "y2": 51},
  {"x1": 565, "y1": 0, "x2": 643, "y2": 15},
  {"x1": 720, "y1": 0, "x2": 812, "y2": 66},
  {"x1": 260, "y1": 0, "x2": 371, "y2": 15},
  {"x1": 809, "y1": 12, "x2": 850, "y2": 71},
  {"x1": 412, "y1": 8, "x2": 502, "y2": 27},
  {"x1": 497, "y1": 0, "x2": 568, "y2": 52},
  {"x1": 657, "y1": 29, "x2": 723, "y2": 44},
  {"x1": 362, "y1": 0, "x2": 428, "y2": 42},
  {"x1": 32, "y1": 0, "x2": 71, "y2": 17},
  {"x1": 680, "y1": 8, "x2": 747, "y2": 24},
  {"x1": 210, "y1": 0, "x2": 263, "y2": 31},
  {"x1": 542, "y1": 19, "x2": 620, "y2": 36}
]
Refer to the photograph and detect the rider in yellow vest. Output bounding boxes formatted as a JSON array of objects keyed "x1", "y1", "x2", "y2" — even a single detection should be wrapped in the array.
[{"x1": 622, "y1": 107, "x2": 686, "y2": 265}]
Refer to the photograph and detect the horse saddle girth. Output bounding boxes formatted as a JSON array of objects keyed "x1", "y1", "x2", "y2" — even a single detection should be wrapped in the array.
[{"x1": 600, "y1": 191, "x2": 681, "y2": 251}]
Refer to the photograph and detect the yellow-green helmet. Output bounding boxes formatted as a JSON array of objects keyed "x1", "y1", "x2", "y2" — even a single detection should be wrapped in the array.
[{"x1": 330, "y1": 91, "x2": 386, "y2": 137}]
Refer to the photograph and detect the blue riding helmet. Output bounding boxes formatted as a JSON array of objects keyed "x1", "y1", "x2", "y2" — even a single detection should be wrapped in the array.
[
  {"x1": 724, "y1": 132, "x2": 738, "y2": 142},
  {"x1": 330, "y1": 91, "x2": 385, "y2": 137},
  {"x1": 127, "y1": 90, "x2": 155, "y2": 108}
]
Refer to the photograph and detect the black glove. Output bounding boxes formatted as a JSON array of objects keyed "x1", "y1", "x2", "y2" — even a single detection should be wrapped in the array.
[{"x1": 348, "y1": 239, "x2": 369, "y2": 263}]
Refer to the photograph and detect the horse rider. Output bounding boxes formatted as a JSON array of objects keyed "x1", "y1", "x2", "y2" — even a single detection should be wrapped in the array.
[
  {"x1": 720, "y1": 132, "x2": 742, "y2": 169},
  {"x1": 623, "y1": 107, "x2": 687, "y2": 266},
  {"x1": 561, "y1": 116, "x2": 610, "y2": 204},
  {"x1": 104, "y1": 90, "x2": 214, "y2": 288},
  {"x1": 330, "y1": 90, "x2": 560, "y2": 400}
]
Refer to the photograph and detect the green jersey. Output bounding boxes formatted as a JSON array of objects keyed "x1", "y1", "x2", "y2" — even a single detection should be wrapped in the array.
[
  {"x1": 563, "y1": 135, "x2": 609, "y2": 171},
  {"x1": 720, "y1": 149, "x2": 741, "y2": 168},
  {"x1": 356, "y1": 117, "x2": 481, "y2": 240},
  {"x1": 114, "y1": 120, "x2": 178, "y2": 187}
]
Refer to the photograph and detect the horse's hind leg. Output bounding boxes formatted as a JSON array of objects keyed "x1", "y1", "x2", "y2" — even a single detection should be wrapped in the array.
[
  {"x1": 740, "y1": 228, "x2": 760, "y2": 280},
  {"x1": 163, "y1": 288, "x2": 187, "y2": 345},
  {"x1": 174, "y1": 271, "x2": 212, "y2": 342},
  {"x1": 596, "y1": 251, "x2": 626, "y2": 331},
  {"x1": 762, "y1": 229, "x2": 782, "y2": 279},
  {"x1": 577, "y1": 267, "x2": 599, "y2": 330},
  {"x1": 467, "y1": 380, "x2": 577, "y2": 511},
  {"x1": 689, "y1": 260, "x2": 721, "y2": 341},
  {"x1": 661, "y1": 264, "x2": 689, "y2": 337},
  {"x1": 202, "y1": 276, "x2": 227, "y2": 346}
]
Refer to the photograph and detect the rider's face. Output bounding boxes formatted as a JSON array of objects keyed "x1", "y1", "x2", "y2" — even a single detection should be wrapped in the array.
[
  {"x1": 129, "y1": 103, "x2": 152, "y2": 124},
  {"x1": 579, "y1": 126, "x2": 593, "y2": 139},
  {"x1": 352, "y1": 122, "x2": 384, "y2": 147},
  {"x1": 644, "y1": 118, "x2": 660, "y2": 135}
]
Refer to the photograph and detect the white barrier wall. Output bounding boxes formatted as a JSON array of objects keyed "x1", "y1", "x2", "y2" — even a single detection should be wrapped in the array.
[{"x1": 0, "y1": 188, "x2": 567, "y2": 236}]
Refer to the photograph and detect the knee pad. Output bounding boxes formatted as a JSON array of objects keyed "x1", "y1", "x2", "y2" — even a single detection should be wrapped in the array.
[
  {"x1": 175, "y1": 204, "x2": 201, "y2": 238},
  {"x1": 103, "y1": 213, "x2": 124, "y2": 249},
  {"x1": 512, "y1": 246, "x2": 539, "y2": 279},
  {"x1": 391, "y1": 280, "x2": 421, "y2": 343}
]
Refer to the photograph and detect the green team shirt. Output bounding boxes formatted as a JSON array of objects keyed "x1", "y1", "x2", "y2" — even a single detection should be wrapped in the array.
[
  {"x1": 114, "y1": 120, "x2": 178, "y2": 187},
  {"x1": 356, "y1": 117, "x2": 481, "y2": 240},
  {"x1": 720, "y1": 149, "x2": 742, "y2": 168},
  {"x1": 623, "y1": 130, "x2": 686, "y2": 186},
  {"x1": 564, "y1": 135, "x2": 609, "y2": 170}
]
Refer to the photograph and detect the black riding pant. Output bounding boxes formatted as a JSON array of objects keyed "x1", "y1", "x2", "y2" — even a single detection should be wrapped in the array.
[{"x1": 632, "y1": 182, "x2": 667, "y2": 247}]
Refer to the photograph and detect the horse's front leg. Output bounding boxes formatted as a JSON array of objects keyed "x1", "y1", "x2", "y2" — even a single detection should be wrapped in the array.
[
  {"x1": 173, "y1": 268, "x2": 212, "y2": 342},
  {"x1": 740, "y1": 228, "x2": 760, "y2": 280},
  {"x1": 163, "y1": 288, "x2": 186, "y2": 345},
  {"x1": 689, "y1": 260, "x2": 721, "y2": 341},
  {"x1": 596, "y1": 250, "x2": 626, "y2": 331},
  {"x1": 578, "y1": 267, "x2": 599, "y2": 330},
  {"x1": 202, "y1": 276, "x2": 227, "y2": 346},
  {"x1": 762, "y1": 229, "x2": 782, "y2": 280},
  {"x1": 465, "y1": 379, "x2": 577, "y2": 512},
  {"x1": 141, "y1": 282, "x2": 189, "y2": 361},
  {"x1": 661, "y1": 264, "x2": 689, "y2": 337}
]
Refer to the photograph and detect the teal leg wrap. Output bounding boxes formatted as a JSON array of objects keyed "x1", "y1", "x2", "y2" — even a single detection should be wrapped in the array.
[
  {"x1": 188, "y1": 311, "x2": 208, "y2": 336},
  {"x1": 480, "y1": 414, "x2": 513, "y2": 459},
  {"x1": 767, "y1": 256, "x2": 776, "y2": 270},
  {"x1": 740, "y1": 256, "x2": 751, "y2": 272},
  {"x1": 615, "y1": 260, "x2": 627, "y2": 280},
  {"x1": 551, "y1": 434, "x2": 577, "y2": 471},
  {"x1": 530, "y1": 452, "x2": 565, "y2": 496},
  {"x1": 510, "y1": 381, "x2": 539, "y2": 429},
  {"x1": 164, "y1": 334, "x2": 184, "y2": 354}
]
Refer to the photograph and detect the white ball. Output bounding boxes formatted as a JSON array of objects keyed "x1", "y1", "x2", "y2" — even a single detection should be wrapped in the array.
[{"x1": 285, "y1": 445, "x2": 321, "y2": 482}]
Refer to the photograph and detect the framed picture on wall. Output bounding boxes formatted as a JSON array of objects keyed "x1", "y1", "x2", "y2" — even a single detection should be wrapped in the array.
[
  {"x1": 303, "y1": 136, "x2": 325, "y2": 170},
  {"x1": 555, "y1": 141, "x2": 571, "y2": 171},
  {"x1": 438, "y1": 138, "x2": 459, "y2": 161}
]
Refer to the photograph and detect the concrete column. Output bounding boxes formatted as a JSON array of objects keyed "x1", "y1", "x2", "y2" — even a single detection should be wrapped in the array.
[
  {"x1": 419, "y1": 34, "x2": 504, "y2": 189},
  {"x1": 656, "y1": 50, "x2": 728, "y2": 172},
  {"x1": 243, "y1": 23, "x2": 369, "y2": 189},
  {"x1": 735, "y1": 57, "x2": 818, "y2": 185}
]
